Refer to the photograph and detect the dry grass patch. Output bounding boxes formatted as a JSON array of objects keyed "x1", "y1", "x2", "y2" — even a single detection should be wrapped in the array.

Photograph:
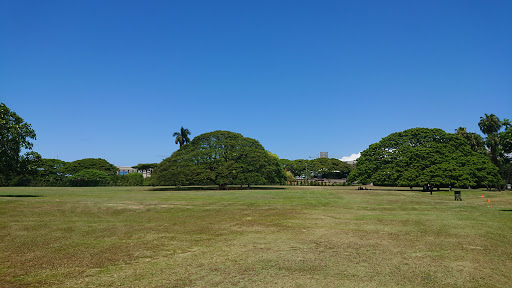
[{"x1": 1, "y1": 186, "x2": 511, "y2": 287}]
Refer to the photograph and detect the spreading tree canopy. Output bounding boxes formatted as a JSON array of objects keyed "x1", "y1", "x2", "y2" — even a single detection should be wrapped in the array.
[
  {"x1": 280, "y1": 159, "x2": 308, "y2": 177},
  {"x1": 0, "y1": 103, "x2": 41, "y2": 186},
  {"x1": 348, "y1": 128, "x2": 501, "y2": 188},
  {"x1": 36, "y1": 159, "x2": 68, "y2": 183},
  {"x1": 132, "y1": 163, "x2": 158, "y2": 171},
  {"x1": 152, "y1": 130, "x2": 286, "y2": 189},
  {"x1": 64, "y1": 158, "x2": 118, "y2": 176}
]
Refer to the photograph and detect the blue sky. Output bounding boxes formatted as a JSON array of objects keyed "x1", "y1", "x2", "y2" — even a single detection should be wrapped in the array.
[{"x1": 1, "y1": 0, "x2": 511, "y2": 166}]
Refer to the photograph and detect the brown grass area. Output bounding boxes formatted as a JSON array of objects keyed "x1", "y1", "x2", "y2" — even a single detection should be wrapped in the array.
[{"x1": 0, "y1": 186, "x2": 511, "y2": 287}]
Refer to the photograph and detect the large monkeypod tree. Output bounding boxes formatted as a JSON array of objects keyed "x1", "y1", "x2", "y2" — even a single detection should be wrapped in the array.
[
  {"x1": 348, "y1": 128, "x2": 501, "y2": 188},
  {"x1": 152, "y1": 130, "x2": 286, "y2": 189}
]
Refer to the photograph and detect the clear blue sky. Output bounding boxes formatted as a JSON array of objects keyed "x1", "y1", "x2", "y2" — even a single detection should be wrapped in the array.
[{"x1": 1, "y1": 0, "x2": 511, "y2": 166}]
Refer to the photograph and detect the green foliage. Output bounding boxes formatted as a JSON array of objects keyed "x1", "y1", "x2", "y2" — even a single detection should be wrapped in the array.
[
  {"x1": 131, "y1": 163, "x2": 158, "y2": 171},
  {"x1": 285, "y1": 171, "x2": 296, "y2": 182},
  {"x1": 478, "y1": 113, "x2": 502, "y2": 135},
  {"x1": 69, "y1": 169, "x2": 109, "y2": 187},
  {"x1": 110, "y1": 173, "x2": 144, "y2": 186},
  {"x1": 279, "y1": 158, "x2": 352, "y2": 180},
  {"x1": 64, "y1": 158, "x2": 118, "y2": 176},
  {"x1": 500, "y1": 126, "x2": 512, "y2": 155},
  {"x1": 153, "y1": 131, "x2": 286, "y2": 188},
  {"x1": 476, "y1": 114, "x2": 511, "y2": 188},
  {"x1": 478, "y1": 114, "x2": 505, "y2": 166},
  {"x1": 455, "y1": 127, "x2": 486, "y2": 154},
  {"x1": 280, "y1": 159, "x2": 308, "y2": 177},
  {"x1": 278, "y1": 158, "x2": 293, "y2": 168},
  {"x1": 498, "y1": 125, "x2": 512, "y2": 188},
  {"x1": 26, "y1": 158, "x2": 68, "y2": 186},
  {"x1": 38, "y1": 159, "x2": 67, "y2": 179},
  {"x1": 348, "y1": 128, "x2": 501, "y2": 188},
  {"x1": 124, "y1": 173, "x2": 144, "y2": 186},
  {"x1": 31, "y1": 158, "x2": 147, "y2": 187},
  {"x1": 0, "y1": 103, "x2": 40, "y2": 186},
  {"x1": 308, "y1": 158, "x2": 352, "y2": 178},
  {"x1": 71, "y1": 169, "x2": 109, "y2": 180}
]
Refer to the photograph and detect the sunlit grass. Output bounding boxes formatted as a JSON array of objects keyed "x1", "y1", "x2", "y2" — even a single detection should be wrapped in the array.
[{"x1": 1, "y1": 186, "x2": 511, "y2": 287}]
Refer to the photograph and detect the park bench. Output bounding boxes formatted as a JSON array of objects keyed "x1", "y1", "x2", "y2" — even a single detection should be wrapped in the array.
[{"x1": 454, "y1": 191, "x2": 462, "y2": 201}]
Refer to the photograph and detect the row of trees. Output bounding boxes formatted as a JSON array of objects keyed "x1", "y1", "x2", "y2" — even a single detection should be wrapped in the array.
[
  {"x1": 279, "y1": 158, "x2": 353, "y2": 180},
  {"x1": 1, "y1": 102, "x2": 159, "y2": 186},
  {"x1": 1, "y1": 102, "x2": 510, "y2": 189},
  {"x1": 12, "y1": 157, "x2": 147, "y2": 187}
]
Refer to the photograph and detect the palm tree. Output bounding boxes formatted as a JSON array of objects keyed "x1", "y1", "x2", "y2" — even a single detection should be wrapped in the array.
[
  {"x1": 478, "y1": 114, "x2": 503, "y2": 166},
  {"x1": 466, "y1": 133, "x2": 486, "y2": 153},
  {"x1": 455, "y1": 127, "x2": 485, "y2": 153},
  {"x1": 173, "y1": 126, "x2": 191, "y2": 148},
  {"x1": 478, "y1": 114, "x2": 502, "y2": 135},
  {"x1": 455, "y1": 127, "x2": 467, "y2": 136}
]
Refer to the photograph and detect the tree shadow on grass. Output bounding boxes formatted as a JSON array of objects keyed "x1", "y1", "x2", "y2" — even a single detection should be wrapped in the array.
[
  {"x1": 149, "y1": 186, "x2": 286, "y2": 192},
  {"x1": 0, "y1": 195, "x2": 41, "y2": 197}
]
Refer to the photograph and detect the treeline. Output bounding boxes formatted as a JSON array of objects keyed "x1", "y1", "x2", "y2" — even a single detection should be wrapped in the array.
[
  {"x1": 10, "y1": 158, "x2": 152, "y2": 187},
  {"x1": 2, "y1": 102, "x2": 511, "y2": 189},
  {"x1": 278, "y1": 158, "x2": 353, "y2": 181}
]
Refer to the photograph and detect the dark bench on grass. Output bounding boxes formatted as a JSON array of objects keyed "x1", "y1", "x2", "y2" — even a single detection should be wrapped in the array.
[{"x1": 454, "y1": 191, "x2": 462, "y2": 201}]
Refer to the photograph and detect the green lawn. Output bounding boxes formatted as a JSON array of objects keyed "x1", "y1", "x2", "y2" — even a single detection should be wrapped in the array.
[{"x1": 1, "y1": 186, "x2": 511, "y2": 287}]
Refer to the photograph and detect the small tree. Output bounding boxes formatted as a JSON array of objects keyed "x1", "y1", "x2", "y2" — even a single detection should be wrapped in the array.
[{"x1": 285, "y1": 171, "x2": 296, "y2": 184}]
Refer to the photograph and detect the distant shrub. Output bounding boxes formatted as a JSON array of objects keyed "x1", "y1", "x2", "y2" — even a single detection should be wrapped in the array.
[
  {"x1": 110, "y1": 173, "x2": 144, "y2": 186},
  {"x1": 122, "y1": 173, "x2": 144, "y2": 186}
]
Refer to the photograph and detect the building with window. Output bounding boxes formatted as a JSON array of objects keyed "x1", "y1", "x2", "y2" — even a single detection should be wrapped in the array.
[{"x1": 116, "y1": 166, "x2": 153, "y2": 178}]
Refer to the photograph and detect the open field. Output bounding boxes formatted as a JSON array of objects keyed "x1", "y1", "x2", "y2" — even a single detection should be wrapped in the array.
[{"x1": 1, "y1": 186, "x2": 511, "y2": 288}]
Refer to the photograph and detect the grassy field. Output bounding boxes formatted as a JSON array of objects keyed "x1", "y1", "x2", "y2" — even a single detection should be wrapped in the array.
[{"x1": 1, "y1": 186, "x2": 511, "y2": 288}]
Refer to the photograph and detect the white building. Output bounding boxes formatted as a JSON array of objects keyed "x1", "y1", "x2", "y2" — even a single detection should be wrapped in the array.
[{"x1": 116, "y1": 166, "x2": 153, "y2": 178}]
